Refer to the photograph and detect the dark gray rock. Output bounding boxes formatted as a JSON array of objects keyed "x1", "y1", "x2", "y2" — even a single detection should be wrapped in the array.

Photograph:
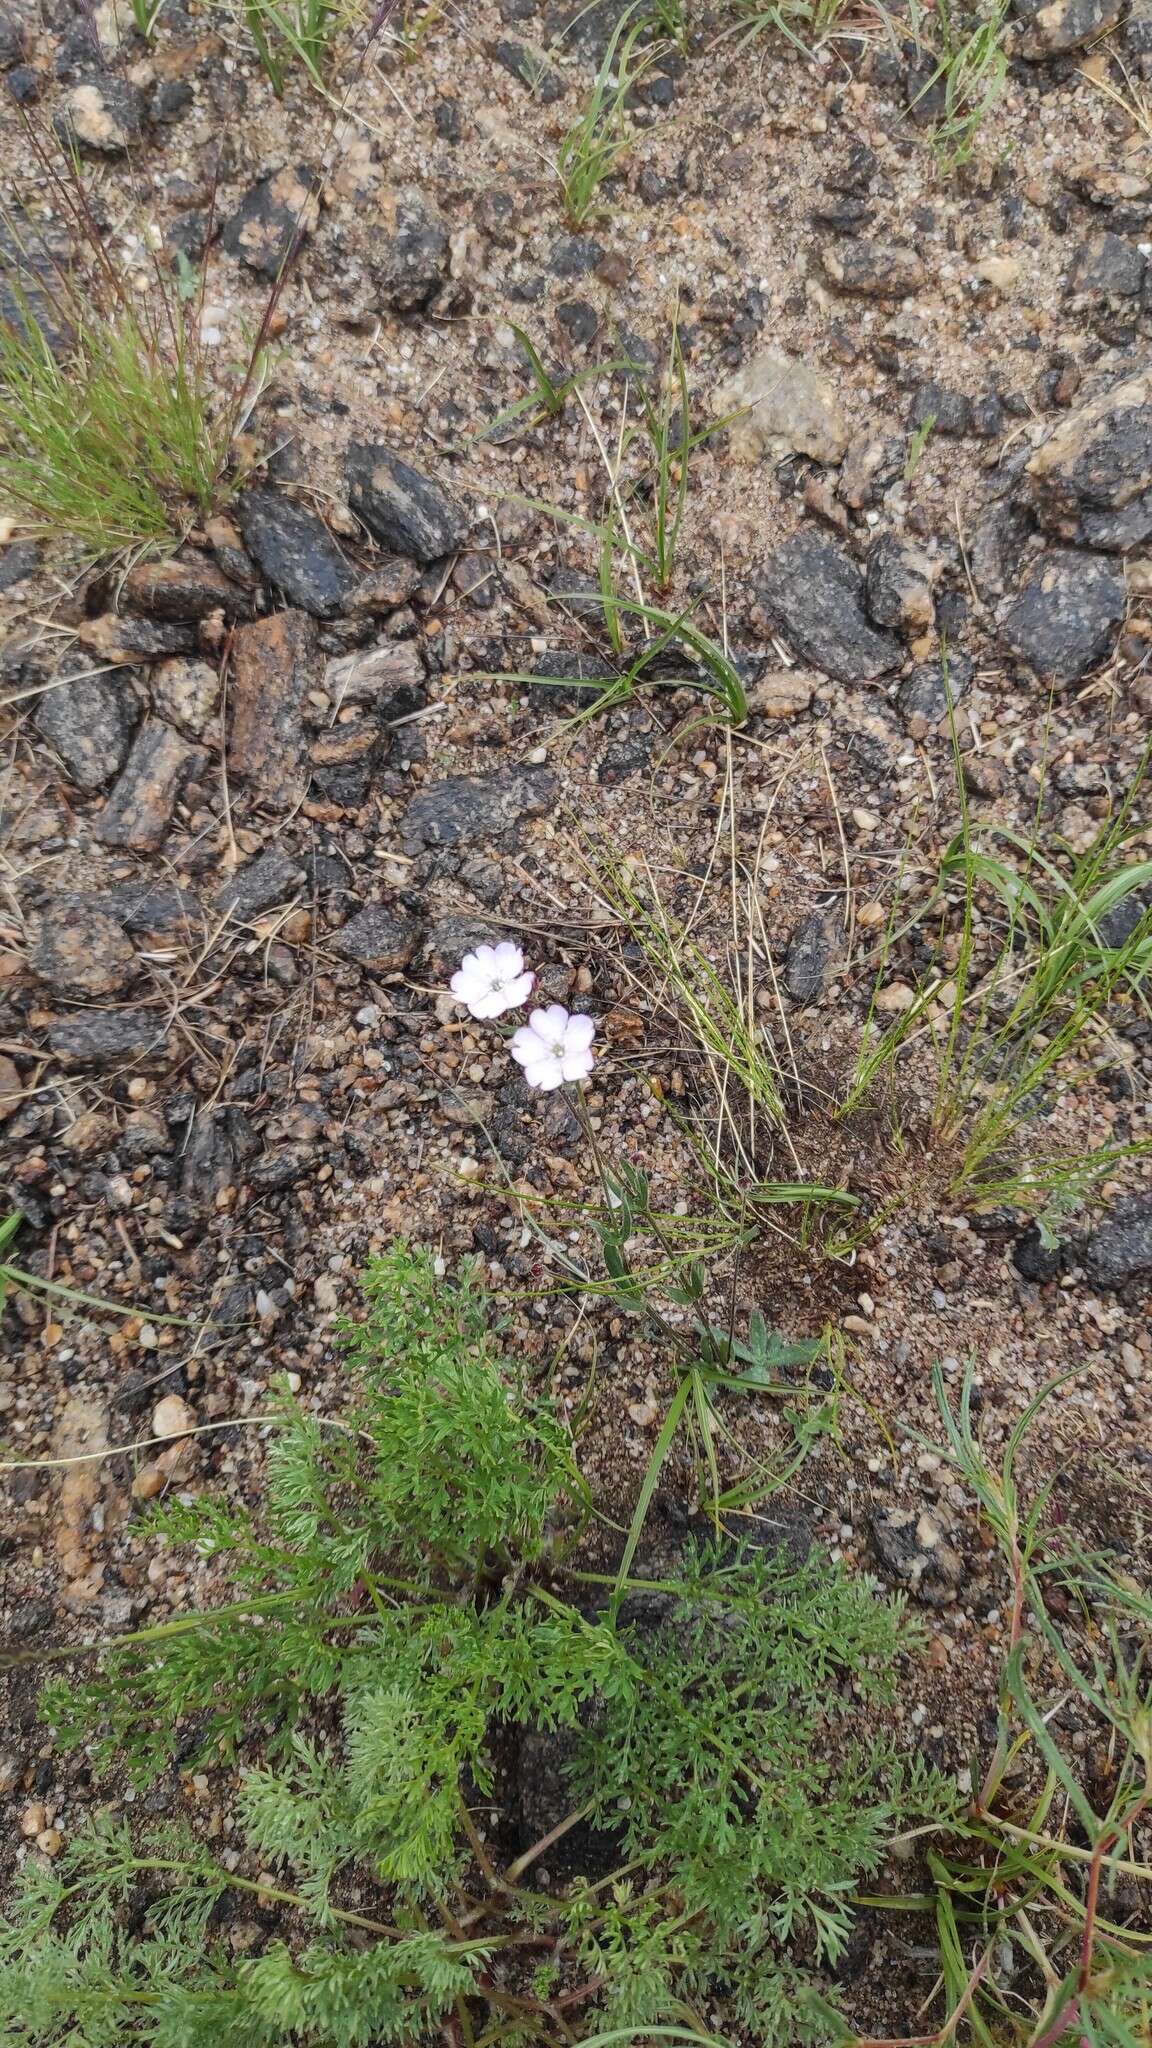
[
  {"x1": 346, "y1": 444, "x2": 468, "y2": 561},
  {"x1": 1000, "y1": 548, "x2": 1126, "y2": 684},
  {"x1": 401, "y1": 766, "x2": 559, "y2": 853},
  {"x1": 422, "y1": 915, "x2": 514, "y2": 973},
  {"x1": 329, "y1": 902, "x2": 421, "y2": 972},
  {"x1": 5, "y1": 61, "x2": 41, "y2": 102},
  {"x1": 94, "y1": 721, "x2": 207, "y2": 852},
  {"x1": 1027, "y1": 365, "x2": 1152, "y2": 551},
  {"x1": 826, "y1": 141, "x2": 877, "y2": 193},
  {"x1": 0, "y1": 9, "x2": 28, "y2": 67},
  {"x1": 1012, "y1": 1222, "x2": 1066, "y2": 1283},
  {"x1": 48, "y1": 1011, "x2": 171, "y2": 1068},
  {"x1": 236, "y1": 489, "x2": 355, "y2": 619},
  {"x1": 56, "y1": 76, "x2": 146, "y2": 154},
  {"x1": 214, "y1": 851, "x2": 306, "y2": 919},
  {"x1": 549, "y1": 234, "x2": 604, "y2": 277},
  {"x1": 249, "y1": 1143, "x2": 314, "y2": 1192},
  {"x1": 102, "y1": 881, "x2": 201, "y2": 933},
  {"x1": 370, "y1": 187, "x2": 449, "y2": 312},
  {"x1": 1068, "y1": 232, "x2": 1145, "y2": 298},
  {"x1": 0, "y1": 542, "x2": 37, "y2": 593},
  {"x1": 911, "y1": 382, "x2": 973, "y2": 437},
  {"x1": 221, "y1": 165, "x2": 319, "y2": 279},
  {"x1": 755, "y1": 532, "x2": 901, "y2": 684},
  {"x1": 871, "y1": 1505, "x2": 965, "y2": 1605},
  {"x1": 531, "y1": 644, "x2": 618, "y2": 708},
  {"x1": 783, "y1": 909, "x2": 844, "y2": 1003},
  {"x1": 896, "y1": 650, "x2": 974, "y2": 730},
  {"x1": 29, "y1": 898, "x2": 137, "y2": 999},
  {"x1": 864, "y1": 534, "x2": 935, "y2": 637},
  {"x1": 1012, "y1": 0, "x2": 1123, "y2": 58},
  {"x1": 821, "y1": 240, "x2": 925, "y2": 296},
  {"x1": 1083, "y1": 1194, "x2": 1152, "y2": 1288},
  {"x1": 33, "y1": 665, "x2": 141, "y2": 792},
  {"x1": 1094, "y1": 886, "x2": 1152, "y2": 949},
  {"x1": 493, "y1": 37, "x2": 564, "y2": 96},
  {"x1": 181, "y1": 1106, "x2": 259, "y2": 1203}
]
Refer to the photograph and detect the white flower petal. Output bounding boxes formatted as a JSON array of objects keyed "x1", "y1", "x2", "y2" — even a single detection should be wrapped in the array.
[
  {"x1": 522, "y1": 1055, "x2": 565, "y2": 1090},
  {"x1": 563, "y1": 1013, "x2": 596, "y2": 1052},
  {"x1": 491, "y1": 941, "x2": 525, "y2": 976}
]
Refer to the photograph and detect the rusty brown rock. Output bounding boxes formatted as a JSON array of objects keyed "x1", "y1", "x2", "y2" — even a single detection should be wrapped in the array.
[
  {"x1": 94, "y1": 720, "x2": 207, "y2": 852},
  {"x1": 229, "y1": 609, "x2": 318, "y2": 807},
  {"x1": 29, "y1": 898, "x2": 138, "y2": 998},
  {"x1": 77, "y1": 615, "x2": 198, "y2": 663}
]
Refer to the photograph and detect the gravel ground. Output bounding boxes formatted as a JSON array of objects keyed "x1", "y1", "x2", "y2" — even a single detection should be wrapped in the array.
[{"x1": 2, "y1": 0, "x2": 1152, "y2": 2029}]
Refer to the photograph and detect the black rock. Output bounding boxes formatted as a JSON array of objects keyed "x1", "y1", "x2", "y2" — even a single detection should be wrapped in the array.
[
  {"x1": 236, "y1": 488, "x2": 355, "y2": 618},
  {"x1": 0, "y1": 540, "x2": 39, "y2": 592},
  {"x1": 5, "y1": 61, "x2": 41, "y2": 101},
  {"x1": 214, "y1": 850, "x2": 306, "y2": 919},
  {"x1": 48, "y1": 1011, "x2": 171, "y2": 1068},
  {"x1": 549, "y1": 233, "x2": 605, "y2": 277},
  {"x1": 494, "y1": 36, "x2": 564, "y2": 96},
  {"x1": 1012, "y1": 1222, "x2": 1066, "y2": 1282},
  {"x1": 1095, "y1": 887, "x2": 1152, "y2": 949},
  {"x1": 165, "y1": 209, "x2": 213, "y2": 265},
  {"x1": 33, "y1": 663, "x2": 141, "y2": 792},
  {"x1": 434, "y1": 94, "x2": 462, "y2": 139},
  {"x1": 1000, "y1": 548, "x2": 1126, "y2": 684},
  {"x1": 864, "y1": 533, "x2": 934, "y2": 638},
  {"x1": 56, "y1": 76, "x2": 146, "y2": 155},
  {"x1": 102, "y1": 880, "x2": 201, "y2": 933},
  {"x1": 1083, "y1": 1194, "x2": 1152, "y2": 1289},
  {"x1": 896, "y1": 650, "x2": 974, "y2": 729},
  {"x1": 557, "y1": 297, "x2": 600, "y2": 344},
  {"x1": 530, "y1": 643, "x2": 617, "y2": 707},
  {"x1": 329, "y1": 902, "x2": 419, "y2": 971},
  {"x1": 249, "y1": 1143, "x2": 313, "y2": 1192},
  {"x1": 755, "y1": 532, "x2": 901, "y2": 685},
  {"x1": 783, "y1": 909, "x2": 844, "y2": 1003},
  {"x1": 971, "y1": 393, "x2": 1005, "y2": 438},
  {"x1": 401, "y1": 766, "x2": 559, "y2": 853},
  {"x1": 597, "y1": 730, "x2": 650, "y2": 783},
  {"x1": 1012, "y1": 0, "x2": 1123, "y2": 60},
  {"x1": 93, "y1": 720, "x2": 206, "y2": 852},
  {"x1": 370, "y1": 187, "x2": 449, "y2": 312},
  {"x1": 346, "y1": 443, "x2": 469, "y2": 561},
  {"x1": 826, "y1": 140, "x2": 877, "y2": 192},
  {"x1": 221, "y1": 165, "x2": 319, "y2": 280},
  {"x1": 911, "y1": 382, "x2": 973, "y2": 437},
  {"x1": 1068, "y1": 232, "x2": 1145, "y2": 298}
]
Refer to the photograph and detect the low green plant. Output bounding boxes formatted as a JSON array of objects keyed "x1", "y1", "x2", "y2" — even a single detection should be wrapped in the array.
[
  {"x1": 889, "y1": 1366, "x2": 1152, "y2": 2046},
  {"x1": 919, "y1": 0, "x2": 1009, "y2": 170},
  {"x1": 2, "y1": 1245, "x2": 948, "y2": 2048},
  {"x1": 557, "y1": 6, "x2": 661, "y2": 227},
  {"x1": 231, "y1": 0, "x2": 347, "y2": 95}
]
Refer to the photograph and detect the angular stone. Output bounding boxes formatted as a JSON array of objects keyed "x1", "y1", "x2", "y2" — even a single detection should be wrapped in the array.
[
  {"x1": 910, "y1": 382, "x2": 973, "y2": 437},
  {"x1": 229, "y1": 609, "x2": 318, "y2": 807},
  {"x1": 309, "y1": 720, "x2": 380, "y2": 766},
  {"x1": 181, "y1": 1106, "x2": 259, "y2": 1203},
  {"x1": 1068, "y1": 232, "x2": 1145, "y2": 299},
  {"x1": 821, "y1": 240, "x2": 926, "y2": 296},
  {"x1": 221, "y1": 165, "x2": 320, "y2": 279},
  {"x1": 48, "y1": 1011, "x2": 172, "y2": 1068},
  {"x1": 754, "y1": 532, "x2": 901, "y2": 685},
  {"x1": 33, "y1": 664, "x2": 141, "y2": 792},
  {"x1": 1001, "y1": 549, "x2": 1126, "y2": 684},
  {"x1": 401, "y1": 766, "x2": 558, "y2": 853},
  {"x1": 783, "y1": 909, "x2": 844, "y2": 1003},
  {"x1": 94, "y1": 721, "x2": 206, "y2": 851},
  {"x1": 369, "y1": 186, "x2": 449, "y2": 313},
  {"x1": 494, "y1": 37, "x2": 565, "y2": 98},
  {"x1": 120, "y1": 554, "x2": 251, "y2": 622},
  {"x1": 747, "y1": 669, "x2": 817, "y2": 719},
  {"x1": 77, "y1": 615, "x2": 198, "y2": 664},
  {"x1": 1083, "y1": 1194, "x2": 1152, "y2": 1288},
  {"x1": 1012, "y1": 0, "x2": 1122, "y2": 58},
  {"x1": 1027, "y1": 365, "x2": 1152, "y2": 551},
  {"x1": 151, "y1": 657, "x2": 220, "y2": 738},
  {"x1": 346, "y1": 444, "x2": 468, "y2": 561},
  {"x1": 864, "y1": 534, "x2": 935, "y2": 638},
  {"x1": 323, "y1": 639, "x2": 425, "y2": 712},
  {"x1": 896, "y1": 651, "x2": 974, "y2": 731},
  {"x1": 101, "y1": 880, "x2": 201, "y2": 933},
  {"x1": 839, "y1": 431, "x2": 903, "y2": 509},
  {"x1": 29, "y1": 899, "x2": 137, "y2": 999},
  {"x1": 330, "y1": 902, "x2": 420, "y2": 971},
  {"x1": 236, "y1": 488, "x2": 356, "y2": 619},
  {"x1": 712, "y1": 347, "x2": 848, "y2": 466},
  {"x1": 344, "y1": 560, "x2": 423, "y2": 613},
  {"x1": 56, "y1": 76, "x2": 146, "y2": 155},
  {"x1": 0, "y1": 1053, "x2": 22, "y2": 1119},
  {"x1": 214, "y1": 851, "x2": 306, "y2": 919}
]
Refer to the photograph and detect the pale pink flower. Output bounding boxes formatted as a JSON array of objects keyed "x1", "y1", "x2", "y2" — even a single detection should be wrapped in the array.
[
  {"x1": 450, "y1": 942, "x2": 534, "y2": 1020},
  {"x1": 510, "y1": 1005, "x2": 596, "y2": 1091}
]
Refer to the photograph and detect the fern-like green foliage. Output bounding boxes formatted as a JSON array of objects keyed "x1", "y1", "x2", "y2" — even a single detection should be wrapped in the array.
[{"x1": 8, "y1": 1244, "x2": 953, "y2": 2048}]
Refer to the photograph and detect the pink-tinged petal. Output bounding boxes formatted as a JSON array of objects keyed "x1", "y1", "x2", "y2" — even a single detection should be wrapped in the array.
[
  {"x1": 502, "y1": 972, "x2": 535, "y2": 1011},
  {"x1": 458, "y1": 948, "x2": 485, "y2": 976},
  {"x1": 563, "y1": 1013, "x2": 596, "y2": 1052},
  {"x1": 491, "y1": 941, "x2": 525, "y2": 976},
  {"x1": 450, "y1": 968, "x2": 477, "y2": 1001},
  {"x1": 530, "y1": 1003, "x2": 570, "y2": 1038},
  {"x1": 523, "y1": 1056, "x2": 565, "y2": 1090},
  {"x1": 561, "y1": 1048, "x2": 596, "y2": 1082},
  {"x1": 509, "y1": 1027, "x2": 538, "y2": 1065}
]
